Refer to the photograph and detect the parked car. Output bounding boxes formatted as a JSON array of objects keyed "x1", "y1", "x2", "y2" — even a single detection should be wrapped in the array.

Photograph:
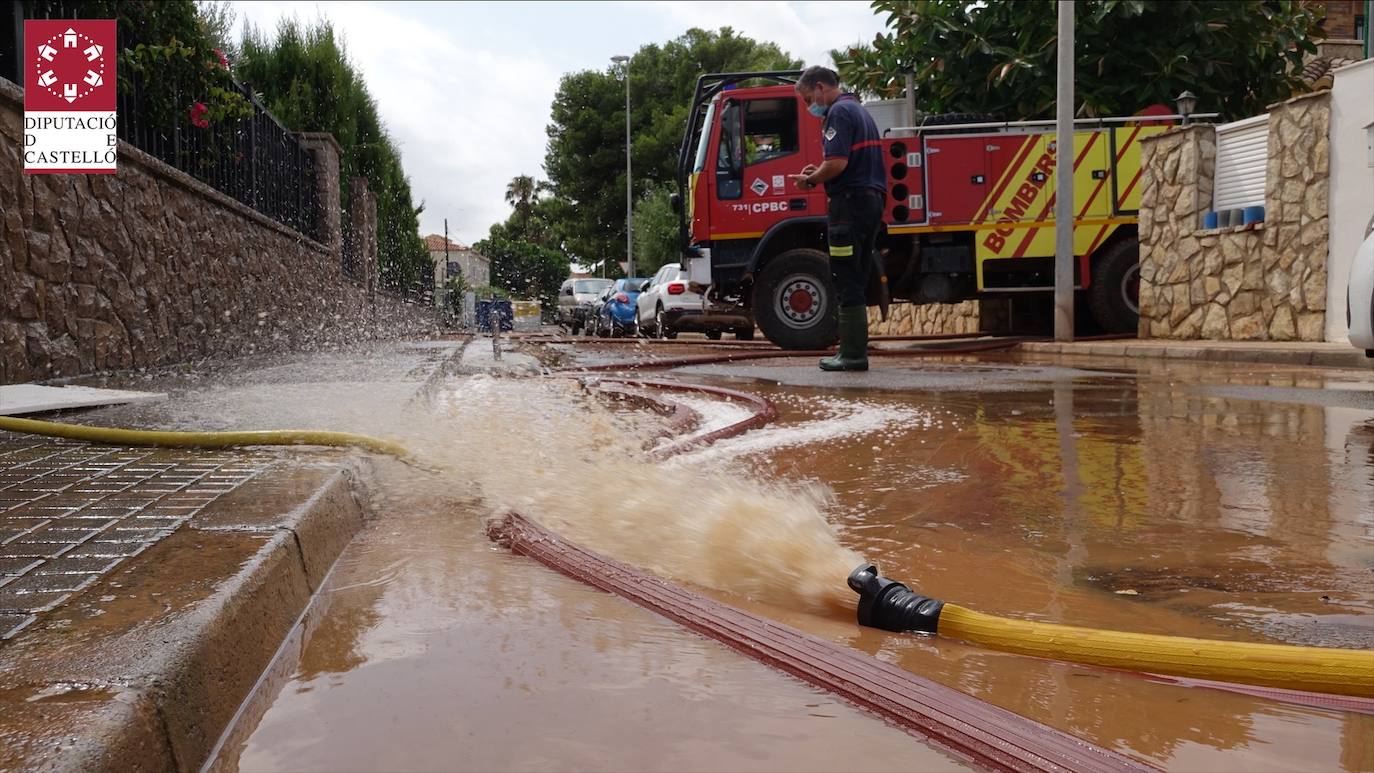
[
  {"x1": 584, "y1": 285, "x2": 612, "y2": 336},
  {"x1": 635, "y1": 263, "x2": 755, "y2": 340},
  {"x1": 1348, "y1": 217, "x2": 1374, "y2": 356},
  {"x1": 595, "y1": 278, "x2": 649, "y2": 337},
  {"x1": 557, "y1": 277, "x2": 613, "y2": 335}
]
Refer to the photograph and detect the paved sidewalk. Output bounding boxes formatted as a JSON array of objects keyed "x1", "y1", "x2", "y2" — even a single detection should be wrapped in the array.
[
  {"x1": 0, "y1": 438, "x2": 275, "y2": 639},
  {"x1": 0, "y1": 339, "x2": 464, "y2": 771},
  {"x1": 1020, "y1": 339, "x2": 1373, "y2": 369}
]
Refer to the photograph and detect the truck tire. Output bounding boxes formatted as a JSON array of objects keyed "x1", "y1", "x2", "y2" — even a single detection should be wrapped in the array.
[
  {"x1": 1087, "y1": 238, "x2": 1140, "y2": 334},
  {"x1": 752, "y1": 248, "x2": 840, "y2": 350}
]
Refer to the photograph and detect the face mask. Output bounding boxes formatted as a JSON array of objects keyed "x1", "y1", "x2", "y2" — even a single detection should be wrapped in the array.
[{"x1": 807, "y1": 101, "x2": 827, "y2": 118}]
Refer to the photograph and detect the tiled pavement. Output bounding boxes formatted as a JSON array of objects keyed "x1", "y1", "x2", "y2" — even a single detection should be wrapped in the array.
[{"x1": 0, "y1": 434, "x2": 277, "y2": 639}]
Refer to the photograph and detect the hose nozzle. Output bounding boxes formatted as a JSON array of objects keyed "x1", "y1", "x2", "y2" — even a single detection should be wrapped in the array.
[{"x1": 848, "y1": 563, "x2": 944, "y2": 634}]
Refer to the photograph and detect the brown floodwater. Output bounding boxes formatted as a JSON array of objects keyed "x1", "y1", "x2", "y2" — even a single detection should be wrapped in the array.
[{"x1": 220, "y1": 352, "x2": 1373, "y2": 772}]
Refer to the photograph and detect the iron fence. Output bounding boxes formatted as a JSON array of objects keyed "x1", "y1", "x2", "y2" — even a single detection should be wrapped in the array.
[
  {"x1": 4, "y1": 2, "x2": 320, "y2": 243},
  {"x1": 115, "y1": 73, "x2": 319, "y2": 241}
]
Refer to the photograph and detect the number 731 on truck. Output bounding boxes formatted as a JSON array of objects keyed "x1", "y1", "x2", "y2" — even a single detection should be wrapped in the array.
[{"x1": 669, "y1": 71, "x2": 1191, "y2": 350}]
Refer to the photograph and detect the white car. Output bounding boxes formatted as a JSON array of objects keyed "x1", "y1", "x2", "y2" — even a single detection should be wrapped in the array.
[
  {"x1": 635, "y1": 263, "x2": 755, "y2": 340},
  {"x1": 1348, "y1": 217, "x2": 1374, "y2": 356}
]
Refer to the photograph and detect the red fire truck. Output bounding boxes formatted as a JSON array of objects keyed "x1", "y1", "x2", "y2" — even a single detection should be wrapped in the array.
[{"x1": 670, "y1": 71, "x2": 1174, "y2": 349}]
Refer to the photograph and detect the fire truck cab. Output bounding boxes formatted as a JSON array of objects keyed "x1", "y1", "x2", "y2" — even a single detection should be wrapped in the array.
[{"x1": 672, "y1": 71, "x2": 1174, "y2": 350}]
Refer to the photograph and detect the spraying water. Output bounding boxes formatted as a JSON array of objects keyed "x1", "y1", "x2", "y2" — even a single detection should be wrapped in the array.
[
  {"x1": 386, "y1": 376, "x2": 866, "y2": 615},
  {"x1": 138, "y1": 350, "x2": 865, "y2": 616}
]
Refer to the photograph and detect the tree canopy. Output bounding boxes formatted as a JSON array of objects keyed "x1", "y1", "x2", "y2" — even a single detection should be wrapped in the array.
[
  {"x1": 474, "y1": 177, "x2": 569, "y2": 309},
  {"x1": 542, "y1": 27, "x2": 801, "y2": 274},
  {"x1": 235, "y1": 17, "x2": 430, "y2": 296},
  {"x1": 836, "y1": 0, "x2": 1323, "y2": 121}
]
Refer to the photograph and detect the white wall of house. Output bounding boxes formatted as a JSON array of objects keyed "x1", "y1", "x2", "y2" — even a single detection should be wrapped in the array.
[
  {"x1": 1327, "y1": 58, "x2": 1374, "y2": 342},
  {"x1": 429, "y1": 249, "x2": 491, "y2": 289}
]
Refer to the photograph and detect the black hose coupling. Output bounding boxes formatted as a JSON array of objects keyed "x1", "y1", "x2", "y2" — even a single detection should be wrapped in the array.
[{"x1": 848, "y1": 563, "x2": 944, "y2": 634}]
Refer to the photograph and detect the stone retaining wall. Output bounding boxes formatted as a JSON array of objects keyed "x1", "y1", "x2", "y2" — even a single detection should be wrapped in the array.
[
  {"x1": 867, "y1": 301, "x2": 981, "y2": 336},
  {"x1": 1137, "y1": 92, "x2": 1330, "y2": 341},
  {"x1": 0, "y1": 79, "x2": 435, "y2": 384}
]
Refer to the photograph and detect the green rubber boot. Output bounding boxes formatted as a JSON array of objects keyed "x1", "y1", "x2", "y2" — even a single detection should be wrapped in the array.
[{"x1": 819, "y1": 307, "x2": 870, "y2": 372}]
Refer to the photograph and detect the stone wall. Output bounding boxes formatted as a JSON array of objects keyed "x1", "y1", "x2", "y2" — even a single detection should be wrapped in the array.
[
  {"x1": 867, "y1": 301, "x2": 981, "y2": 336},
  {"x1": 0, "y1": 79, "x2": 436, "y2": 384},
  {"x1": 1137, "y1": 91, "x2": 1330, "y2": 341}
]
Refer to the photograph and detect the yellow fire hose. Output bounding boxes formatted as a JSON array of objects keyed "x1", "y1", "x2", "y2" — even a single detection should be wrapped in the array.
[
  {"x1": 4, "y1": 416, "x2": 1371, "y2": 698},
  {"x1": 851, "y1": 565, "x2": 1374, "y2": 698},
  {"x1": 0, "y1": 415, "x2": 411, "y2": 460},
  {"x1": 939, "y1": 604, "x2": 1374, "y2": 698}
]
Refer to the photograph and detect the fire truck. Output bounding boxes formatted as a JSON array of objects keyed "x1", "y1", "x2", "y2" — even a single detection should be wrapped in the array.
[{"x1": 670, "y1": 71, "x2": 1174, "y2": 350}]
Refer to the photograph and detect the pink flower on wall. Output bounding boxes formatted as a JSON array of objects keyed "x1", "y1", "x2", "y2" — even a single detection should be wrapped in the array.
[
  {"x1": 212, "y1": 48, "x2": 229, "y2": 70},
  {"x1": 189, "y1": 102, "x2": 210, "y2": 129}
]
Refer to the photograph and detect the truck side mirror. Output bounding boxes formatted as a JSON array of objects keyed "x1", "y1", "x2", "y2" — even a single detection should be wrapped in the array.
[{"x1": 669, "y1": 192, "x2": 681, "y2": 213}]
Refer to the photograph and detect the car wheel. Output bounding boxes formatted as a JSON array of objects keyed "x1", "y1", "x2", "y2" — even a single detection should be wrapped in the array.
[
  {"x1": 705, "y1": 330, "x2": 723, "y2": 340},
  {"x1": 656, "y1": 307, "x2": 676, "y2": 340},
  {"x1": 1087, "y1": 238, "x2": 1140, "y2": 334},
  {"x1": 752, "y1": 247, "x2": 839, "y2": 350},
  {"x1": 569, "y1": 319, "x2": 581, "y2": 336}
]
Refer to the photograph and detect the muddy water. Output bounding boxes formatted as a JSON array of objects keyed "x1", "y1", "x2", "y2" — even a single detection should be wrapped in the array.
[
  {"x1": 227, "y1": 354, "x2": 1373, "y2": 771},
  {"x1": 673, "y1": 363, "x2": 1374, "y2": 772},
  {"x1": 221, "y1": 375, "x2": 959, "y2": 772}
]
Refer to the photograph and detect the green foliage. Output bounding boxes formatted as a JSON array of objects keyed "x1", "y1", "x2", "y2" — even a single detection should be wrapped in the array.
[
  {"x1": 543, "y1": 27, "x2": 800, "y2": 273},
  {"x1": 235, "y1": 18, "x2": 430, "y2": 295},
  {"x1": 837, "y1": 0, "x2": 1323, "y2": 120},
  {"x1": 121, "y1": 39, "x2": 251, "y2": 127},
  {"x1": 473, "y1": 223, "x2": 567, "y2": 309},
  {"x1": 28, "y1": 1, "x2": 249, "y2": 129},
  {"x1": 634, "y1": 184, "x2": 680, "y2": 276},
  {"x1": 472, "y1": 285, "x2": 511, "y2": 301},
  {"x1": 194, "y1": 0, "x2": 238, "y2": 63}
]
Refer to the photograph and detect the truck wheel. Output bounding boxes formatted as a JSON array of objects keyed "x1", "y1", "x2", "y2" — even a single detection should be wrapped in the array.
[
  {"x1": 705, "y1": 330, "x2": 723, "y2": 340},
  {"x1": 1087, "y1": 238, "x2": 1140, "y2": 334},
  {"x1": 734, "y1": 327, "x2": 755, "y2": 341},
  {"x1": 753, "y1": 248, "x2": 840, "y2": 350}
]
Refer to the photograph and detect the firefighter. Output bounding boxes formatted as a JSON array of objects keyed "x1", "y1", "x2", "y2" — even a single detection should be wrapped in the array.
[{"x1": 788, "y1": 65, "x2": 887, "y2": 372}]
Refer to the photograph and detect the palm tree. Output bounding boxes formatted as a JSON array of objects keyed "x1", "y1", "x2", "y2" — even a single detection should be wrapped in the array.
[{"x1": 504, "y1": 175, "x2": 547, "y2": 236}]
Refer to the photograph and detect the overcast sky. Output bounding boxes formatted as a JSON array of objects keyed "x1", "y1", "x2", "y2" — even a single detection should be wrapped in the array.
[{"x1": 230, "y1": 1, "x2": 890, "y2": 246}]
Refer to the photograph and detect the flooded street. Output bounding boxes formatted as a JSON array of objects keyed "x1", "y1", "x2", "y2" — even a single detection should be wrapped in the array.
[{"x1": 218, "y1": 343, "x2": 1372, "y2": 772}]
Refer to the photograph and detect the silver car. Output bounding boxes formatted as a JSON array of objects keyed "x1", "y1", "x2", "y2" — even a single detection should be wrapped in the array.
[{"x1": 557, "y1": 278, "x2": 613, "y2": 334}]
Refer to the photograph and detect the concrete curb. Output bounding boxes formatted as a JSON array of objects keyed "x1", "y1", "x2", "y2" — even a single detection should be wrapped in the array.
[
  {"x1": 0, "y1": 465, "x2": 369, "y2": 772},
  {"x1": 1018, "y1": 341, "x2": 1374, "y2": 369}
]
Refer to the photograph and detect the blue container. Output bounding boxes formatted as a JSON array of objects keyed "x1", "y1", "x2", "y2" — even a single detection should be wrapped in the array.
[
  {"x1": 475, "y1": 299, "x2": 513, "y2": 332},
  {"x1": 1203, "y1": 211, "x2": 1219, "y2": 229},
  {"x1": 1242, "y1": 205, "x2": 1265, "y2": 226}
]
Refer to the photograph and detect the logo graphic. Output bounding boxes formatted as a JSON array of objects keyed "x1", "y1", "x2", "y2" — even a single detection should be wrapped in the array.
[
  {"x1": 823, "y1": 126, "x2": 836, "y2": 142},
  {"x1": 771, "y1": 174, "x2": 784, "y2": 192},
  {"x1": 750, "y1": 177, "x2": 769, "y2": 197},
  {"x1": 24, "y1": 19, "x2": 118, "y2": 174}
]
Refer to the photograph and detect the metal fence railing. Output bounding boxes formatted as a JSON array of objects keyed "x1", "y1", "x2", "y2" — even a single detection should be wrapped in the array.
[
  {"x1": 115, "y1": 74, "x2": 320, "y2": 241},
  {"x1": 3, "y1": 2, "x2": 320, "y2": 243}
]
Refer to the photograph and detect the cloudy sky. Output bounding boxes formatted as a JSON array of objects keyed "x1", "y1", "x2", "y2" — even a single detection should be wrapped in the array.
[{"x1": 230, "y1": 1, "x2": 890, "y2": 246}]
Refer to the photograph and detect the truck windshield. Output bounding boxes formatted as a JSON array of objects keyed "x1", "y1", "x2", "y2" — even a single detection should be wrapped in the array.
[{"x1": 692, "y1": 101, "x2": 717, "y2": 174}]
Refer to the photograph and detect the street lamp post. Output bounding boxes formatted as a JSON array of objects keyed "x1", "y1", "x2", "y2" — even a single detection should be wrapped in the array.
[{"x1": 612, "y1": 54, "x2": 632, "y2": 280}]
